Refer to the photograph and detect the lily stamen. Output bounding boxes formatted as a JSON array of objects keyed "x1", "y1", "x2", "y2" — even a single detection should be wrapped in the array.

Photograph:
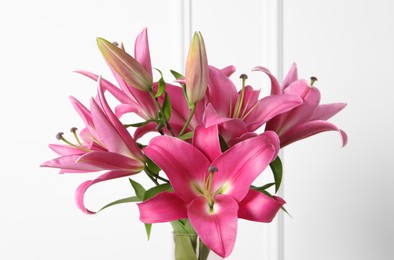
[
  {"x1": 310, "y1": 76, "x2": 318, "y2": 86},
  {"x1": 56, "y1": 131, "x2": 90, "y2": 152},
  {"x1": 233, "y1": 74, "x2": 248, "y2": 118}
]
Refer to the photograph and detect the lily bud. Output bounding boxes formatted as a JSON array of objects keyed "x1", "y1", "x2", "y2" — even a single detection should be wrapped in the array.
[
  {"x1": 185, "y1": 31, "x2": 208, "y2": 107},
  {"x1": 96, "y1": 37, "x2": 153, "y2": 91}
]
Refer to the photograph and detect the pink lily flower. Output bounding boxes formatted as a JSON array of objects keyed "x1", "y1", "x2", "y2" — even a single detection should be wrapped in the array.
[
  {"x1": 77, "y1": 28, "x2": 159, "y2": 121},
  {"x1": 254, "y1": 64, "x2": 348, "y2": 147},
  {"x1": 41, "y1": 78, "x2": 146, "y2": 214},
  {"x1": 138, "y1": 125, "x2": 285, "y2": 257},
  {"x1": 203, "y1": 66, "x2": 303, "y2": 146}
]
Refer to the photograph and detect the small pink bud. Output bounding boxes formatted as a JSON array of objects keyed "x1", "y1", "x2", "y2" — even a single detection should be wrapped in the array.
[
  {"x1": 96, "y1": 37, "x2": 153, "y2": 91},
  {"x1": 185, "y1": 32, "x2": 209, "y2": 107}
]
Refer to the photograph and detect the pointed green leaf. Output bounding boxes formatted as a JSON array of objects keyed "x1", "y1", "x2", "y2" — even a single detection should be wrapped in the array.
[
  {"x1": 154, "y1": 68, "x2": 166, "y2": 97},
  {"x1": 162, "y1": 92, "x2": 172, "y2": 121},
  {"x1": 143, "y1": 183, "x2": 173, "y2": 201},
  {"x1": 270, "y1": 156, "x2": 283, "y2": 193},
  {"x1": 145, "y1": 223, "x2": 152, "y2": 240},
  {"x1": 146, "y1": 157, "x2": 161, "y2": 174},
  {"x1": 129, "y1": 178, "x2": 146, "y2": 200},
  {"x1": 170, "y1": 69, "x2": 184, "y2": 79},
  {"x1": 98, "y1": 196, "x2": 141, "y2": 212}
]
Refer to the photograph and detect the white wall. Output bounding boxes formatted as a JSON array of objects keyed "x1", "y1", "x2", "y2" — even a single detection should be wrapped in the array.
[
  {"x1": 282, "y1": 1, "x2": 394, "y2": 259},
  {"x1": 1, "y1": 0, "x2": 392, "y2": 259}
]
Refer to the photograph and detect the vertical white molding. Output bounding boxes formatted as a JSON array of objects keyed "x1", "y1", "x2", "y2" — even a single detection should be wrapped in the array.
[
  {"x1": 261, "y1": 0, "x2": 285, "y2": 260},
  {"x1": 171, "y1": 0, "x2": 192, "y2": 72}
]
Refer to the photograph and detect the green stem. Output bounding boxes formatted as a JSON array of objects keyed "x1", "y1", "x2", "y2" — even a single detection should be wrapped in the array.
[
  {"x1": 144, "y1": 167, "x2": 169, "y2": 184},
  {"x1": 148, "y1": 89, "x2": 175, "y2": 136},
  {"x1": 179, "y1": 104, "x2": 196, "y2": 137}
]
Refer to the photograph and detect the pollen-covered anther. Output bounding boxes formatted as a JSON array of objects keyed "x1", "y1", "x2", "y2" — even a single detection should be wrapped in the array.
[
  {"x1": 112, "y1": 41, "x2": 119, "y2": 47},
  {"x1": 239, "y1": 74, "x2": 248, "y2": 80},
  {"x1": 70, "y1": 127, "x2": 78, "y2": 133},
  {"x1": 310, "y1": 76, "x2": 318, "y2": 86},
  {"x1": 208, "y1": 165, "x2": 218, "y2": 173},
  {"x1": 56, "y1": 132, "x2": 64, "y2": 140}
]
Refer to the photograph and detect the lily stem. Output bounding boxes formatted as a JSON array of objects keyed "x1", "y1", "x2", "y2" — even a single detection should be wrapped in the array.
[
  {"x1": 144, "y1": 167, "x2": 169, "y2": 184},
  {"x1": 179, "y1": 104, "x2": 196, "y2": 137},
  {"x1": 148, "y1": 89, "x2": 175, "y2": 136}
]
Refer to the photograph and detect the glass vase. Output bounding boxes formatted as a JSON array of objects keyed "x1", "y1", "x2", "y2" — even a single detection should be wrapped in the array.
[{"x1": 172, "y1": 232, "x2": 224, "y2": 260}]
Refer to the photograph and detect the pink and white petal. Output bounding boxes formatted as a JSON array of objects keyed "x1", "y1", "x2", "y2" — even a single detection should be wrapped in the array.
[
  {"x1": 207, "y1": 66, "x2": 238, "y2": 116},
  {"x1": 75, "y1": 70, "x2": 131, "y2": 104},
  {"x1": 77, "y1": 151, "x2": 145, "y2": 171},
  {"x1": 188, "y1": 195, "x2": 238, "y2": 258},
  {"x1": 48, "y1": 144, "x2": 86, "y2": 156},
  {"x1": 115, "y1": 103, "x2": 141, "y2": 118},
  {"x1": 219, "y1": 119, "x2": 248, "y2": 145},
  {"x1": 95, "y1": 84, "x2": 145, "y2": 162},
  {"x1": 252, "y1": 66, "x2": 282, "y2": 95},
  {"x1": 277, "y1": 81, "x2": 321, "y2": 133},
  {"x1": 138, "y1": 192, "x2": 188, "y2": 223},
  {"x1": 203, "y1": 103, "x2": 234, "y2": 128},
  {"x1": 69, "y1": 96, "x2": 94, "y2": 131},
  {"x1": 239, "y1": 86, "x2": 260, "y2": 114},
  {"x1": 244, "y1": 94, "x2": 303, "y2": 132},
  {"x1": 227, "y1": 131, "x2": 258, "y2": 148},
  {"x1": 193, "y1": 125, "x2": 221, "y2": 162},
  {"x1": 221, "y1": 65, "x2": 236, "y2": 77},
  {"x1": 279, "y1": 120, "x2": 348, "y2": 147},
  {"x1": 282, "y1": 63, "x2": 298, "y2": 90},
  {"x1": 40, "y1": 155, "x2": 102, "y2": 173},
  {"x1": 90, "y1": 97, "x2": 132, "y2": 156},
  {"x1": 76, "y1": 170, "x2": 139, "y2": 214},
  {"x1": 310, "y1": 103, "x2": 347, "y2": 121},
  {"x1": 133, "y1": 122, "x2": 159, "y2": 140},
  {"x1": 211, "y1": 131, "x2": 279, "y2": 201},
  {"x1": 134, "y1": 27, "x2": 153, "y2": 77},
  {"x1": 238, "y1": 189, "x2": 285, "y2": 222},
  {"x1": 143, "y1": 136, "x2": 211, "y2": 202}
]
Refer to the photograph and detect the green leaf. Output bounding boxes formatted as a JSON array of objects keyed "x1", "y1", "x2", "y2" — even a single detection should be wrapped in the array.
[
  {"x1": 146, "y1": 157, "x2": 161, "y2": 174},
  {"x1": 124, "y1": 120, "x2": 158, "y2": 128},
  {"x1": 145, "y1": 223, "x2": 152, "y2": 240},
  {"x1": 270, "y1": 156, "x2": 283, "y2": 193},
  {"x1": 178, "y1": 131, "x2": 194, "y2": 141},
  {"x1": 98, "y1": 196, "x2": 141, "y2": 212},
  {"x1": 128, "y1": 179, "x2": 146, "y2": 200},
  {"x1": 251, "y1": 182, "x2": 275, "y2": 192},
  {"x1": 162, "y1": 92, "x2": 172, "y2": 121},
  {"x1": 143, "y1": 183, "x2": 172, "y2": 201},
  {"x1": 219, "y1": 134, "x2": 229, "y2": 152},
  {"x1": 154, "y1": 68, "x2": 166, "y2": 97},
  {"x1": 281, "y1": 206, "x2": 293, "y2": 218},
  {"x1": 170, "y1": 69, "x2": 184, "y2": 79}
]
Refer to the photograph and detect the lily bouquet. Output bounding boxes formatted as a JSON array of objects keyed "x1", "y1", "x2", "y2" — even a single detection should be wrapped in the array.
[{"x1": 41, "y1": 28, "x2": 347, "y2": 259}]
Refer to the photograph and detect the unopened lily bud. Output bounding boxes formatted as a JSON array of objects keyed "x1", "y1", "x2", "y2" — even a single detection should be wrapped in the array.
[
  {"x1": 185, "y1": 31, "x2": 208, "y2": 107},
  {"x1": 96, "y1": 37, "x2": 153, "y2": 91}
]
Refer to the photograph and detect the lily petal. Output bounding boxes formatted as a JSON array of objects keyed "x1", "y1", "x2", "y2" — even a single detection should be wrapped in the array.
[
  {"x1": 243, "y1": 94, "x2": 303, "y2": 132},
  {"x1": 188, "y1": 195, "x2": 238, "y2": 258},
  {"x1": 40, "y1": 155, "x2": 102, "y2": 173},
  {"x1": 212, "y1": 131, "x2": 279, "y2": 201},
  {"x1": 280, "y1": 120, "x2": 348, "y2": 147},
  {"x1": 252, "y1": 66, "x2": 282, "y2": 95},
  {"x1": 193, "y1": 125, "x2": 221, "y2": 162},
  {"x1": 221, "y1": 65, "x2": 236, "y2": 77},
  {"x1": 76, "y1": 170, "x2": 139, "y2": 214},
  {"x1": 143, "y1": 136, "x2": 211, "y2": 202},
  {"x1": 310, "y1": 103, "x2": 347, "y2": 121},
  {"x1": 282, "y1": 63, "x2": 298, "y2": 90},
  {"x1": 77, "y1": 151, "x2": 145, "y2": 171},
  {"x1": 138, "y1": 192, "x2": 188, "y2": 223},
  {"x1": 134, "y1": 27, "x2": 153, "y2": 78},
  {"x1": 207, "y1": 66, "x2": 238, "y2": 117},
  {"x1": 238, "y1": 189, "x2": 285, "y2": 222}
]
